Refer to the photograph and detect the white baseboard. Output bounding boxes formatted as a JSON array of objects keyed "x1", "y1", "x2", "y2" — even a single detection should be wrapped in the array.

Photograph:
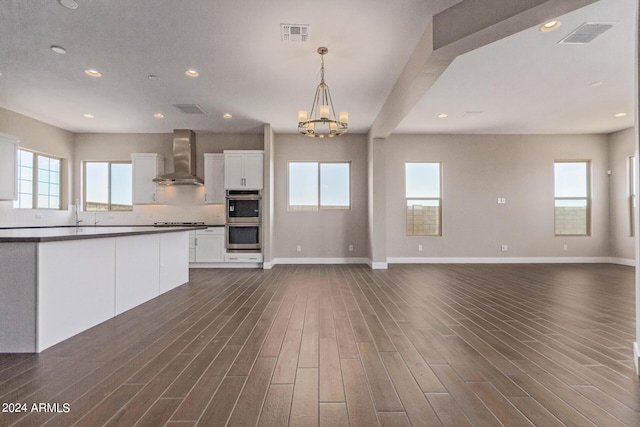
[
  {"x1": 609, "y1": 257, "x2": 636, "y2": 267},
  {"x1": 189, "y1": 263, "x2": 262, "y2": 269},
  {"x1": 386, "y1": 256, "x2": 619, "y2": 264},
  {"x1": 365, "y1": 258, "x2": 388, "y2": 269},
  {"x1": 634, "y1": 342, "x2": 639, "y2": 377},
  {"x1": 262, "y1": 256, "x2": 635, "y2": 269},
  {"x1": 270, "y1": 257, "x2": 369, "y2": 266}
]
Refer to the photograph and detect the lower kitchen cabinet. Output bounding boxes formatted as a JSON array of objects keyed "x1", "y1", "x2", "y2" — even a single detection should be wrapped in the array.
[
  {"x1": 189, "y1": 227, "x2": 263, "y2": 266},
  {"x1": 225, "y1": 252, "x2": 263, "y2": 263},
  {"x1": 193, "y1": 227, "x2": 225, "y2": 263}
]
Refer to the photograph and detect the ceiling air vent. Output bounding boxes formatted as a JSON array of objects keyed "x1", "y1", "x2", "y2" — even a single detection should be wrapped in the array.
[
  {"x1": 281, "y1": 24, "x2": 309, "y2": 42},
  {"x1": 173, "y1": 104, "x2": 206, "y2": 114},
  {"x1": 559, "y1": 22, "x2": 614, "y2": 44},
  {"x1": 459, "y1": 110, "x2": 483, "y2": 118}
]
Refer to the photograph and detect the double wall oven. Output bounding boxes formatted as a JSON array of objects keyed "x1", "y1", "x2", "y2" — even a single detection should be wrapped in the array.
[{"x1": 226, "y1": 190, "x2": 261, "y2": 251}]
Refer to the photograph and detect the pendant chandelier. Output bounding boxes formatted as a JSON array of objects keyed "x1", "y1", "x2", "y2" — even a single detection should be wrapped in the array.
[{"x1": 298, "y1": 47, "x2": 348, "y2": 138}]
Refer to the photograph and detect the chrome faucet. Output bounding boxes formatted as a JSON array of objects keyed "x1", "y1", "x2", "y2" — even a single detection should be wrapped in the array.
[{"x1": 75, "y1": 199, "x2": 83, "y2": 226}]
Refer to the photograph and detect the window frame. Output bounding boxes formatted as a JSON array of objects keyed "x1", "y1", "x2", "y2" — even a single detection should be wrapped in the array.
[
  {"x1": 287, "y1": 161, "x2": 351, "y2": 211},
  {"x1": 83, "y1": 160, "x2": 133, "y2": 212},
  {"x1": 405, "y1": 161, "x2": 442, "y2": 237},
  {"x1": 553, "y1": 159, "x2": 591, "y2": 236},
  {"x1": 14, "y1": 148, "x2": 62, "y2": 210}
]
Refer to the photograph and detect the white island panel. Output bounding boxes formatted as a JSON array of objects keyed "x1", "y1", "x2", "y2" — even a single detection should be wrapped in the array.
[
  {"x1": 115, "y1": 234, "x2": 161, "y2": 315},
  {"x1": 38, "y1": 238, "x2": 116, "y2": 352}
]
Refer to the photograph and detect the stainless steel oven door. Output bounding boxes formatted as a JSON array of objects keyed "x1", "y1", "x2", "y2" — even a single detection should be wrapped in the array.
[
  {"x1": 226, "y1": 197, "x2": 261, "y2": 223},
  {"x1": 226, "y1": 224, "x2": 261, "y2": 250}
]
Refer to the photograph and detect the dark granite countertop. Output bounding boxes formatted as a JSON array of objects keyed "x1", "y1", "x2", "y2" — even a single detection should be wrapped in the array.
[{"x1": 0, "y1": 225, "x2": 207, "y2": 243}]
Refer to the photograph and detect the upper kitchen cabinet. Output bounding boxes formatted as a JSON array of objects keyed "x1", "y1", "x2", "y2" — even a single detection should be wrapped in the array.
[
  {"x1": 0, "y1": 133, "x2": 18, "y2": 200},
  {"x1": 204, "y1": 153, "x2": 225, "y2": 204},
  {"x1": 224, "y1": 150, "x2": 263, "y2": 190},
  {"x1": 131, "y1": 153, "x2": 164, "y2": 204}
]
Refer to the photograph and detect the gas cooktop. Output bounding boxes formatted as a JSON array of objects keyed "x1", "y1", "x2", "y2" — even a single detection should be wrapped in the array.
[{"x1": 153, "y1": 222, "x2": 205, "y2": 227}]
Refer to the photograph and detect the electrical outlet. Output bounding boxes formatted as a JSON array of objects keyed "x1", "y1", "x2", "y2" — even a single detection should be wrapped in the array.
[
  {"x1": 497, "y1": 197, "x2": 506, "y2": 204},
  {"x1": 501, "y1": 244, "x2": 508, "y2": 252},
  {"x1": 563, "y1": 244, "x2": 568, "y2": 251},
  {"x1": 35, "y1": 213, "x2": 43, "y2": 219},
  {"x1": 348, "y1": 245, "x2": 354, "y2": 252},
  {"x1": 418, "y1": 244, "x2": 423, "y2": 252},
  {"x1": 296, "y1": 245, "x2": 302, "y2": 252}
]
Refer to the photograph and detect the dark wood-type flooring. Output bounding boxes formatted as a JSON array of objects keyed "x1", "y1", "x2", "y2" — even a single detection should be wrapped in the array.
[{"x1": 1, "y1": 263, "x2": 639, "y2": 426}]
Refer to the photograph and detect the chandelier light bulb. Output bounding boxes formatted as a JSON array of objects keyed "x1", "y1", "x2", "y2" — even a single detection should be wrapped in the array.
[{"x1": 319, "y1": 105, "x2": 330, "y2": 120}]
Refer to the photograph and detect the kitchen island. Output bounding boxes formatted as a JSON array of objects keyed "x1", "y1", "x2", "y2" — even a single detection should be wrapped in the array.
[{"x1": 0, "y1": 226, "x2": 203, "y2": 353}]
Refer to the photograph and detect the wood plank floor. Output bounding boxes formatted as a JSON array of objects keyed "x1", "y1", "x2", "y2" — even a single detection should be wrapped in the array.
[{"x1": 1, "y1": 263, "x2": 639, "y2": 426}]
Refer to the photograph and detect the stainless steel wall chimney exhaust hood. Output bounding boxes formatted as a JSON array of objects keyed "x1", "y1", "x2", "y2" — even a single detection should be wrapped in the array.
[{"x1": 153, "y1": 129, "x2": 204, "y2": 185}]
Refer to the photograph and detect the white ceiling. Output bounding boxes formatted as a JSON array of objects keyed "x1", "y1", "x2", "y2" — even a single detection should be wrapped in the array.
[{"x1": 0, "y1": 0, "x2": 635, "y2": 136}]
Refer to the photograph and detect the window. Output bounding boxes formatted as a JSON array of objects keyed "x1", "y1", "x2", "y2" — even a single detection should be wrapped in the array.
[
  {"x1": 630, "y1": 156, "x2": 636, "y2": 236},
  {"x1": 84, "y1": 161, "x2": 132, "y2": 211},
  {"x1": 405, "y1": 162, "x2": 441, "y2": 236},
  {"x1": 13, "y1": 149, "x2": 61, "y2": 209},
  {"x1": 554, "y1": 161, "x2": 590, "y2": 236},
  {"x1": 288, "y1": 162, "x2": 350, "y2": 211}
]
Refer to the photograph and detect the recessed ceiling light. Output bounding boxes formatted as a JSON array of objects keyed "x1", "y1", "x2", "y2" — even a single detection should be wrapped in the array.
[
  {"x1": 84, "y1": 69, "x2": 102, "y2": 77},
  {"x1": 590, "y1": 81, "x2": 603, "y2": 87},
  {"x1": 58, "y1": 0, "x2": 78, "y2": 9},
  {"x1": 223, "y1": 113, "x2": 233, "y2": 119},
  {"x1": 50, "y1": 45, "x2": 67, "y2": 54},
  {"x1": 614, "y1": 112, "x2": 627, "y2": 117},
  {"x1": 154, "y1": 113, "x2": 165, "y2": 119},
  {"x1": 540, "y1": 20, "x2": 561, "y2": 32},
  {"x1": 438, "y1": 113, "x2": 448, "y2": 118},
  {"x1": 83, "y1": 114, "x2": 94, "y2": 119},
  {"x1": 185, "y1": 69, "x2": 199, "y2": 77}
]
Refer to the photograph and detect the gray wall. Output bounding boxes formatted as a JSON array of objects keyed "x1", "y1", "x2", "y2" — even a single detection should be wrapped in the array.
[
  {"x1": 0, "y1": 107, "x2": 75, "y2": 226},
  {"x1": 0, "y1": 106, "x2": 636, "y2": 264},
  {"x1": 384, "y1": 133, "x2": 611, "y2": 259},
  {"x1": 272, "y1": 134, "x2": 368, "y2": 260},
  {"x1": 72, "y1": 132, "x2": 264, "y2": 225},
  {"x1": 608, "y1": 127, "x2": 636, "y2": 261},
  {"x1": 73, "y1": 132, "x2": 264, "y2": 200}
]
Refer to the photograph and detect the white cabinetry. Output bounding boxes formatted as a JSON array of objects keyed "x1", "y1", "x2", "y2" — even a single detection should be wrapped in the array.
[
  {"x1": 204, "y1": 153, "x2": 225, "y2": 204},
  {"x1": 189, "y1": 231, "x2": 196, "y2": 262},
  {"x1": 224, "y1": 150, "x2": 263, "y2": 189},
  {"x1": 194, "y1": 227, "x2": 225, "y2": 263},
  {"x1": 0, "y1": 133, "x2": 18, "y2": 200},
  {"x1": 132, "y1": 153, "x2": 163, "y2": 204},
  {"x1": 225, "y1": 252, "x2": 263, "y2": 263}
]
